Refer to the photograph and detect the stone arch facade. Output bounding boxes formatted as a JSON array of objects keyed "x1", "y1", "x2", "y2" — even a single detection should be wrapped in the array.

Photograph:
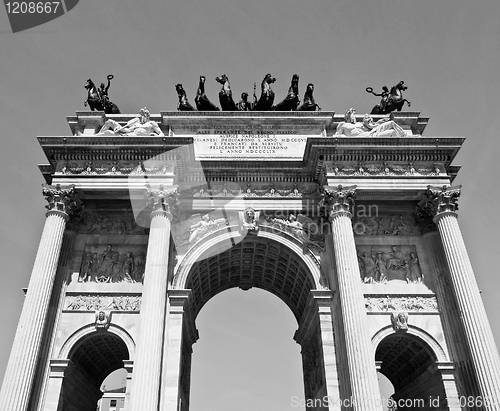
[{"x1": 5, "y1": 110, "x2": 499, "y2": 411}]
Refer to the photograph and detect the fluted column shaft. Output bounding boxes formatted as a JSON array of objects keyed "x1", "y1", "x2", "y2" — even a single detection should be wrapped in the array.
[
  {"x1": 329, "y1": 211, "x2": 383, "y2": 411},
  {"x1": 435, "y1": 211, "x2": 500, "y2": 409},
  {"x1": 0, "y1": 210, "x2": 68, "y2": 411},
  {"x1": 128, "y1": 210, "x2": 172, "y2": 411},
  {"x1": 423, "y1": 231, "x2": 481, "y2": 401}
]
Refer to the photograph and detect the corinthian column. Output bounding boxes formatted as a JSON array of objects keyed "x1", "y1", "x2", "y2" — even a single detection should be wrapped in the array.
[
  {"x1": 0, "y1": 184, "x2": 80, "y2": 411},
  {"x1": 321, "y1": 185, "x2": 382, "y2": 411},
  {"x1": 128, "y1": 185, "x2": 180, "y2": 411},
  {"x1": 427, "y1": 185, "x2": 500, "y2": 409}
]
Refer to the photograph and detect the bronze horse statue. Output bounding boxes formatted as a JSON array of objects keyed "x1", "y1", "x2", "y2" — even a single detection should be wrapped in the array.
[
  {"x1": 253, "y1": 73, "x2": 276, "y2": 111},
  {"x1": 195, "y1": 76, "x2": 219, "y2": 111},
  {"x1": 84, "y1": 75, "x2": 120, "y2": 114},
  {"x1": 297, "y1": 83, "x2": 321, "y2": 111},
  {"x1": 368, "y1": 81, "x2": 411, "y2": 114},
  {"x1": 215, "y1": 74, "x2": 237, "y2": 111},
  {"x1": 273, "y1": 74, "x2": 300, "y2": 111},
  {"x1": 175, "y1": 84, "x2": 196, "y2": 111}
]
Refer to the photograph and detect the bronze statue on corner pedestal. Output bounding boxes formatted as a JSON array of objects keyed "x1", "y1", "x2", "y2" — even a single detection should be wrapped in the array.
[
  {"x1": 84, "y1": 75, "x2": 120, "y2": 114},
  {"x1": 367, "y1": 80, "x2": 411, "y2": 114}
]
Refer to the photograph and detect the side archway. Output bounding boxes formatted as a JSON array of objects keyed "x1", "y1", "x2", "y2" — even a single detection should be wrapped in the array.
[
  {"x1": 374, "y1": 327, "x2": 452, "y2": 409},
  {"x1": 54, "y1": 325, "x2": 133, "y2": 411}
]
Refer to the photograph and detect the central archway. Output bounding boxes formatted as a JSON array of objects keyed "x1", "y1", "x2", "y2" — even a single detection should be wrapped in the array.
[{"x1": 166, "y1": 233, "x2": 336, "y2": 411}]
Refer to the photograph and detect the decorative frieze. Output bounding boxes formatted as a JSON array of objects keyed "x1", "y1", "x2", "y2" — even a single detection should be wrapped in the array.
[
  {"x1": 188, "y1": 183, "x2": 318, "y2": 198},
  {"x1": 365, "y1": 296, "x2": 438, "y2": 312},
  {"x1": 56, "y1": 161, "x2": 173, "y2": 176},
  {"x1": 64, "y1": 294, "x2": 141, "y2": 311},
  {"x1": 324, "y1": 162, "x2": 445, "y2": 177}
]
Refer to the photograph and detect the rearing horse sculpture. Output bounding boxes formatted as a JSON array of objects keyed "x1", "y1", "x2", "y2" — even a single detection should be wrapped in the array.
[
  {"x1": 297, "y1": 83, "x2": 321, "y2": 111},
  {"x1": 84, "y1": 76, "x2": 120, "y2": 114},
  {"x1": 369, "y1": 81, "x2": 411, "y2": 114},
  {"x1": 195, "y1": 76, "x2": 219, "y2": 111},
  {"x1": 253, "y1": 73, "x2": 276, "y2": 111},
  {"x1": 273, "y1": 74, "x2": 300, "y2": 111},
  {"x1": 84, "y1": 79, "x2": 102, "y2": 111},
  {"x1": 175, "y1": 84, "x2": 196, "y2": 111},
  {"x1": 215, "y1": 74, "x2": 237, "y2": 111}
]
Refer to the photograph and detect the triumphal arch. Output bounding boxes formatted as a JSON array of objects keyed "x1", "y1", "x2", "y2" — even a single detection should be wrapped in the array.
[{"x1": 2, "y1": 101, "x2": 500, "y2": 411}]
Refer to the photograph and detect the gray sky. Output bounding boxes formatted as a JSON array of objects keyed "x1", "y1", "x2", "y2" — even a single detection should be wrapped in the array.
[{"x1": 1, "y1": 0, "x2": 499, "y2": 410}]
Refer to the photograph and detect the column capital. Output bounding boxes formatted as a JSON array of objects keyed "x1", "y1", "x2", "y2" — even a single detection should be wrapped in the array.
[
  {"x1": 145, "y1": 184, "x2": 180, "y2": 220},
  {"x1": 320, "y1": 184, "x2": 356, "y2": 219},
  {"x1": 42, "y1": 184, "x2": 82, "y2": 218},
  {"x1": 426, "y1": 185, "x2": 461, "y2": 221}
]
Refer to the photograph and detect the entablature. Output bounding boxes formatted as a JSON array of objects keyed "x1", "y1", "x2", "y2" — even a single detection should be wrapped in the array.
[{"x1": 40, "y1": 111, "x2": 461, "y2": 203}]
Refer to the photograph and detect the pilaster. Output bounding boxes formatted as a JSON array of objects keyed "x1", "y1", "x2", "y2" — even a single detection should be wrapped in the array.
[
  {"x1": 321, "y1": 185, "x2": 383, "y2": 411},
  {"x1": 161, "y1": 290, "x2": 191, "y2": 411}
]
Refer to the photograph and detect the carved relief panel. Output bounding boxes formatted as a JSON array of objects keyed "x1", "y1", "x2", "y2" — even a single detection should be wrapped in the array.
[
  {"x1": 357, "y1": 245, "x2": 423, "y2": 284},
  {"x1": 64, "y1": 294, "x2": 141, "y2": 311},
  {"x1": 78, "y1": 244, "x2": 147, "y2": 283}
]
